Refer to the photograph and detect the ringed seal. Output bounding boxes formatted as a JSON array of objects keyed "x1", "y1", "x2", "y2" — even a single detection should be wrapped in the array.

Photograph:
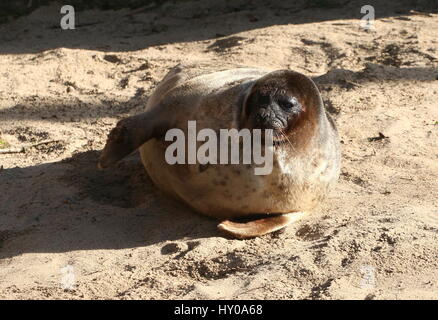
[{"x1": 98, "y1": 62, "x2": 341, "y2": 239}]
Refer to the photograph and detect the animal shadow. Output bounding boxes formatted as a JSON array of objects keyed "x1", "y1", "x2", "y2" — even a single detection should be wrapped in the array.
[{"x1": 0, "y1": 150, "x2": 218, "y2": 259}]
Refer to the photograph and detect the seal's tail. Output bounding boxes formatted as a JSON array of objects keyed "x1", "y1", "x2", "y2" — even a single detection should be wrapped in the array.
[{"x1": 217, "y1": 212, "x2": 306, "y2": 239}]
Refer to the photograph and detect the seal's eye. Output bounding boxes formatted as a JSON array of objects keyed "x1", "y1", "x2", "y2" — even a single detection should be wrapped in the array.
[{"x1": 280, "y1": 97, "x2": 301, "y2": 113}]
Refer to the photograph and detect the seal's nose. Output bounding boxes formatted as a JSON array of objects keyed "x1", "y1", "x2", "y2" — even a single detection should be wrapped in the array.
[
  {"x1": 255, "y1": 109, "x2": 271, "y2": 126},
  {"x1": 254, "y1": 109, "x2": 283, "y2": 130}
]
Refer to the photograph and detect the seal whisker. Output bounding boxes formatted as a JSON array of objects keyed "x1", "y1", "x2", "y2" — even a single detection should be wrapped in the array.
[{"x1": 278, "y1": 128, "x2": 295, "y2": 152}]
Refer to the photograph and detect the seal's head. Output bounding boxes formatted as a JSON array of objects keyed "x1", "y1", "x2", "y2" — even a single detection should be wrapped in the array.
[{"x1": 242, "y1": 70, "x2": 323, "y2": 148}]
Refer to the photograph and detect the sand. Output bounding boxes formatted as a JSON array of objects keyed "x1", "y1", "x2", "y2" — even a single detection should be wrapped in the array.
[{"x1": 0, "y1": 1, "x2": 437, "y2": 299}]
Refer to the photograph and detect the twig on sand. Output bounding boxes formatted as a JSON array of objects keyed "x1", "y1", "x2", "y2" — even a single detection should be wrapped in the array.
[
  {"x1": 368, "y1": 132, "x2": 388, "y2": 142},
  {"x1": 124, "y1": 3, "x2": 158, "y2": 17},
  {"x1": 0, "y1": 140, "x2": 62, "y2": 154},
  {"x1": 0, "y1": 147, "x2": 24, "y2": 154}
]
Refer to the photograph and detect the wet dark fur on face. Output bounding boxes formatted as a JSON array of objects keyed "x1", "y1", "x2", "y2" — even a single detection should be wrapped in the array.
[{"x1": 243, "y1": 71, "x2": 321, "y2": 150}]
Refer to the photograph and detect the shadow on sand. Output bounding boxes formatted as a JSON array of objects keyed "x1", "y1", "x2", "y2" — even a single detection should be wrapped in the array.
[
  {"x1": 0, "y1": 150, "x2": 219, "y2": 259},
  {"x1": 0, "y1": 0, "x2": 436, "y2": 54}
]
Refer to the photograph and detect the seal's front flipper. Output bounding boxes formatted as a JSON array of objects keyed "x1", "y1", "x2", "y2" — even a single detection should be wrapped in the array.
[
  {"x1": 98, "y1": 109, "x2": 168, "y2": 169},
  {"x1": 217, "y1": 212, "x2": 305, "y2": 239}
]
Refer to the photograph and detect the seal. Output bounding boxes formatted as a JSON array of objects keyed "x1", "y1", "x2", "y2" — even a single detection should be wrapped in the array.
[{"x1": 98, "y1": 62, "x2": 341, "y2": 239}]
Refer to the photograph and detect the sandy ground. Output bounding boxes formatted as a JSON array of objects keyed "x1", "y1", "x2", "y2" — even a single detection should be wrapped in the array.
[{"x1": 0, "y1": 1, "x2": 437, "y2": 299}]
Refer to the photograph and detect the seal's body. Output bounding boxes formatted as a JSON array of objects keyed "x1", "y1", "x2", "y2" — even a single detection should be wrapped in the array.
[{"x1": 99, "y1": 62, "x2": 341, "y2": 238}]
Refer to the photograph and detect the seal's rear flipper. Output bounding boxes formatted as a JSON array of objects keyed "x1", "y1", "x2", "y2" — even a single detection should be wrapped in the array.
[
  {"x1": 217, "y1": 212, "x2": 305, "y2": 239},
  {"x1": 98, "y1": 109, "x2": 169, "y2": 169}
]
